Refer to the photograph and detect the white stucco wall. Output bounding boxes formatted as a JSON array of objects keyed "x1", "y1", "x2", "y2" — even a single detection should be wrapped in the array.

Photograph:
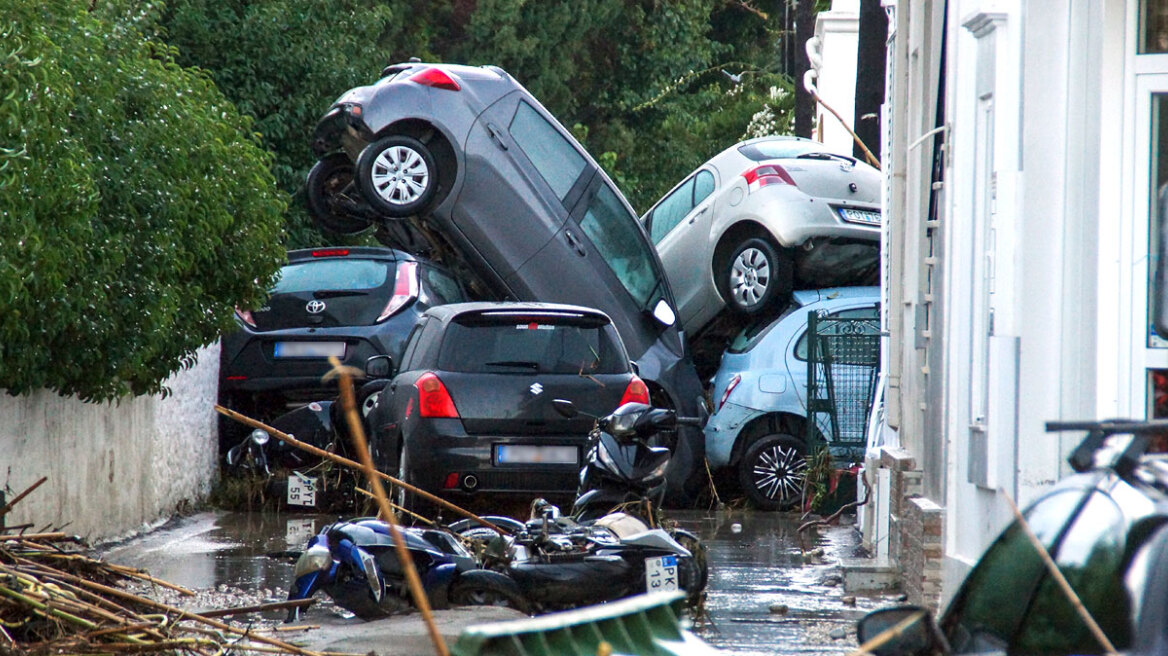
[
  {"x1": 0, "y1": 344, "x2": 219, "y2": 541},
  {"x1": 814, "y1": 0, "x2": 861, "y2": 154}
]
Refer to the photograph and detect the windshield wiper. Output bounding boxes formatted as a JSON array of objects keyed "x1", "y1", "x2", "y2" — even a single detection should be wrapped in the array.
[
  {"x1": 797, "y1": 151, "x2": 856, "y2": 164},
  {"x1": 485, "y1": 360, "x2": 541, "y2": 371}
]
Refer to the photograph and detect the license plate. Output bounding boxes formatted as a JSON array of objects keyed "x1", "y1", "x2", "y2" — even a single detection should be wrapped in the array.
[
  {"x1": 837, "y1": 207, "x2": 882, "y2": 226},
  {"x1": 273, "y1": 341, "x2": 346, "y2": 358},
  {"x1": 495, "y1": 445, "x2": 578, "y2": 465},
  {"x1": 285, "y1": 518, "x2": 316, "y2": 547},
  {"x1": 286, "y1": 473, "x2": 317, "y2": 507},
  {"x1": 645, "y1": 555, "x2": 679, "y2": 592}
]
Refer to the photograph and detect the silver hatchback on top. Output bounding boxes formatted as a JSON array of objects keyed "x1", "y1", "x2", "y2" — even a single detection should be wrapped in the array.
[{"x1": 641, "y1": 136, "x2": 882, "y2": 335}]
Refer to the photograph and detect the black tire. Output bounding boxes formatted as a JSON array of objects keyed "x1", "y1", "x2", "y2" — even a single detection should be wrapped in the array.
[
  {"x1": 450, "y1": 570, "x2": 530, "y2": 614},
  {"x1": 721, "y1": 237, "x2": 791, "y2": 315},
  {"x1": 306, "y1": 153, "x2": 372, "y2": 235},
  {"x1": 737, "y1": 434, "x2": 808, "y2": 511},
  {"x1": 356, "y1": 135, "x2": 438, "y2": 218}
]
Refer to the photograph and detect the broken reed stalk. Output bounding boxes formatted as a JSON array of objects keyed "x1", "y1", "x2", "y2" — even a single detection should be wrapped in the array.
[
  {"x1": 195, "y1": 598, "x2": 313, "y2": 619},
  {"x1": 2, "y1": 532, "x2": 72, "y2": 542},
  {"x1": 0, "y1": 477, "x2": 48, "y2": 519},
  {"x1": 848, "y1": 609, "x2": 927, "y2": 656},
  {"x1": 106, "y1": 564, "x2": 196, "y2": 596},
  {"x1": 1000, "y1": 490, "x2": 1117, "y2": 655},
  {"x1": 214, "y1": 404, "x2": 510, "y2": 535},
  {"x1": 331, "y1": 357, "x2": 450, "y2": 656},
  {"x1": 354, "y1": 487, "x2": 434, "y2": 526}
]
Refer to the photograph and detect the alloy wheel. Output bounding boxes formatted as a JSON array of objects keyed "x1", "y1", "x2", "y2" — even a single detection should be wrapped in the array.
[
  {"x1": 750, "y1": 442, "x2": 807, "y2": 503},
  {"x1": 730, "y1": 247, "x2": 771, "y2": 308}
]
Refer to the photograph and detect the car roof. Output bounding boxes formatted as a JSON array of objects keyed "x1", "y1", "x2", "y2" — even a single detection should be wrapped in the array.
[
  {"x1": 422, "y1": 301, "x2": 615, "y2": 325},
  {"x1": 790, "y1": 286, "x2": 881, "y2": 307},
  {"x1": 285, "y1": 246, "x2": 417, "y2": 263}
]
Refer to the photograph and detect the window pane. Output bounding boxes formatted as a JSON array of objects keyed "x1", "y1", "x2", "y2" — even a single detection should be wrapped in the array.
[
  {"x1": 509, "y1": 101, "x2": 587, "y2": 200},
  {"x1": 580, "y1": 185, "x2": 661, "y2": 307},
  {"x1": 1150, "y1": 95, "x2": 1168, "y2": 345},
  {"x1": 649, "y1": 178, "x2": 695, "y2": 244},
  {"x1": 273, "y1": 260, "x2": 390, "y2": 294},
  {"x1": 694, "y1": 170, "x2": 716, "y2": 205},
  {"x1": 1141, "y1": 0, "x2": 1168, "y2": 54},
  {"x1": 438, "y1": 321, "x2": 626, "y2": 374}
]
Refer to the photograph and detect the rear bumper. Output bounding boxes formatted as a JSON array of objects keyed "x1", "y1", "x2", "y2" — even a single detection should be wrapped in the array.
[{"x1": 404, "y1": 420, "x2": 586, "y2": 498}]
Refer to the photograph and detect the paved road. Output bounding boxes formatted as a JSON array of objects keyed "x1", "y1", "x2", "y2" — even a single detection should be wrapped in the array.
[{"x1": 100, "y1": 509, "x2": 898, "y2": 654}]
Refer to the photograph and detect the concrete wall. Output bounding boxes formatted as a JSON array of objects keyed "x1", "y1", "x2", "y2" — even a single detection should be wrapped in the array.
[{"x1": 0, "y1": 344, "x2": 220, "y2": 541}]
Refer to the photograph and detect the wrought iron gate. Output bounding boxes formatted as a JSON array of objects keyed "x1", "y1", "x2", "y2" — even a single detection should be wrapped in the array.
[{"x1": 805, "y1": 311, "x2": 882, "y2": 462}]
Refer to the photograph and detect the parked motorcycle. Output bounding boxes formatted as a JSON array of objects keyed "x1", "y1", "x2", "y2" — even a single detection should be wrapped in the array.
[{"x1": 286, "y1": 518, "x2": 527, "y2": 621}]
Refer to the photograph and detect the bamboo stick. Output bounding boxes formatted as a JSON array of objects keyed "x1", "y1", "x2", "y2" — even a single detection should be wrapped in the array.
[
  {"x1": 354, "y1": 487, "x2": 434, "y2": 526},
  {"x1": 3, "y1": 532, "x2": 73, "y2": 542},
  {"x1": 214, "y1": 404, "x2": 510, "y2": 535},
  {"x1": 848, "y1": 609, "x2": 926, "y2": 656},
  {"x1": 0, "y1": 477, "x2": 47, "y2": 519},
  {"x1": 1000, "y1": 490, "x2": 1117, "y2": 655},
  {"x1": 195, "y1": 598, "x2": 313, "y2": 619},
  {"x1": 105, "y1": 564, "x2": 196, "y2": 596},
  {"x1": 332, "y1": 357, "x2": 449, "y2": 656}
]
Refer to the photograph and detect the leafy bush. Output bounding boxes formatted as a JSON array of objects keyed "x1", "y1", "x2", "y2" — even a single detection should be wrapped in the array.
[{"x1": 0, "y1": 0, "x2": 286, "y2": 401}]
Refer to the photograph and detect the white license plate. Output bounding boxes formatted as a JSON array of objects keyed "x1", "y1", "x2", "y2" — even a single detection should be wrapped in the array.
[
  {"x1": 645, "y1": 555, "x2": 679, "y2": 592},
  {"x1": 495, "y1": 445, "x2": 578, "y2": 465},
  {"x1": 837, "y1": 207, "x2": 882, "y2": 226},
  {"x1": 285, "y1": 518, "x2": 316, "y2": 547},
  {"x1": 286, "y1": 473, "x2": 317, "y2": 507},
  {"x1": 273, "y1": 341, "x2": 346, "y2": 358}
]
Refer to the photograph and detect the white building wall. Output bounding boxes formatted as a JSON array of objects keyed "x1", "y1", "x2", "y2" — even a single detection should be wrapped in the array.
[
  {"x1": 814, "y1": 0, "x2": 861, "y2": 154},
  {"x1": 0, "y1": 345, "x2": 220, "y2": 541}
]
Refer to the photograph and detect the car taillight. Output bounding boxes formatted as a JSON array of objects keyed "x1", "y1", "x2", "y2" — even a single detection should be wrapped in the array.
[
  {"x1": 718, "y1": 374, "x2": 742, "y2": 410},
  {"x1": 416, "y1": 372, "x2": 459, "y2": 418},
  {"x1": 619, "y1": 375, "x2": 651, "y2": 406},
  {"x1": 742, "y1": 164, "x2": 797, "y2": 192},
  {"x1": 234, "y1": 307, "x2": 257, "y2": 328},
  {"x1": 311, "y1": 248, "x2": 350, "y2": 257},
  {"x1": 410, "y1": 67, "x2": 461, "y2": 92},
  {"x1": 378, "y1": 261, "x2": 419, "y2": 322}
]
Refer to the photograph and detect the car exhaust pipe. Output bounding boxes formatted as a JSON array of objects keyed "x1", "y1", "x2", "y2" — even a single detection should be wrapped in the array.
[{"x1": 463, "y1": 474, "x2": 479, "y2": 490}]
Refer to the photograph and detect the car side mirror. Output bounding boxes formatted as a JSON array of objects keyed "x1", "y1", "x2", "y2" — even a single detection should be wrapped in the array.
[
  {"x1": 651, "y1": 298, "x2": 676, "y2": 327},
  {"x1": 552, "y1": 399, "x2": 578, "y2": 419},
  {"x1": 856, "y1": 606, "x2": 943, "y2": 656},
  {"x1": 365, "y1": 355, "x2": 395, "y2": 380}
]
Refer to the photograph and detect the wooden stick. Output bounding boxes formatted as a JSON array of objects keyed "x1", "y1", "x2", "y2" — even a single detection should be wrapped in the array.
[
  {"x1": 354, "y1": 487, "x2": 434, "y2": 526},
  {"x1": 0, "y1": 477, "x2": 47, "y2": 519},
  {"x1": 332, "y1": 357, "x2": 449, "y2": 656},
  {"x1": 195, "y1": 598, "x2": 313, "y2": 619},
  {"x1": 810, "y1": 89, "x2": 881, "y2": 170},
  {"x1": 214, "y1": 404, "x2": 510, "y2": 535},
  {"x1": 1000, "y1": 490, "x2": 1117, "y2": 655},
  {"x1": 2, "y1": 532, "x2": 73, "y2": 542},
  {"x1": 848, "y1": 609, "x2": 926, "y2": 656},
  {"x1": 107, "y1": 564, "x2": 196, "y2": 596}
]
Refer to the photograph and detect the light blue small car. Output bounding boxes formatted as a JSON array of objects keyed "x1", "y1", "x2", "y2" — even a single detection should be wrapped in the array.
[{"x1": 704, "y1": 286, "x2": 880, "y2": 509}]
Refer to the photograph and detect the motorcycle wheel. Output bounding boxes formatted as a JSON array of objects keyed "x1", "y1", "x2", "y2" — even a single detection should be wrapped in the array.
[
  {"x1": 306, "y1": 153, "x2": 372, "y2": 235},
  {"x1": 669, "y1": 530, "x2": 709, "y2": 607},
  {"x1": 356, "y1": 134, "x2": 438, "y2": 218},
  {"x1": 449, "y1": 570, "x2": 530, "y2": 614}
]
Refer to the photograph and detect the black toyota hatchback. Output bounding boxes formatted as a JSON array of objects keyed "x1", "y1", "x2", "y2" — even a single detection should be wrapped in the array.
[
  {"x1": 218, "y1": 247, "x2": 465, "y2": 448},
  {"x1": 364, "y1": 302, "x2": 650, "y2": 511}
]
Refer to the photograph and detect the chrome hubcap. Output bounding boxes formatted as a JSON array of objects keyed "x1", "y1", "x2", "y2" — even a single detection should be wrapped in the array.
[
  {"x1": 730, "y1": 247, "x2": 771, "y2": 308},
  {"x1": 370, "y1": 146, "x2": 429, "y2": 205},
  {"x1": 752, "y1": 444, "x2": 807, "y2": 501}
]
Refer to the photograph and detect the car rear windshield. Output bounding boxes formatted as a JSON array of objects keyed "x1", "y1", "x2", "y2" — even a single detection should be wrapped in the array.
[
  {"x1": 438, "y1": 315, "x2": 627, "y2": 375},
  {"x1": 273, "y1": 259, "x2": 391, "y2": 294},
  {"x1": 738, "y1": 140, "x2": 826, "y2": 161}
]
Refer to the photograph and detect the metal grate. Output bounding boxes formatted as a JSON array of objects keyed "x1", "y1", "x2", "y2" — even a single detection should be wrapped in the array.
[{"x1": 805, "y1": 311, "x2": 881, "y2": 460}]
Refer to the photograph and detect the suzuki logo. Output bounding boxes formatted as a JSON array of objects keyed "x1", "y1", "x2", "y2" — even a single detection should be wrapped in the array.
[
  {"x1": 529, "y1": 383, "x2": 543, "y2": 395},
  {"x1": 306, "y1": 300, "x2": 326, "y2": 314}
]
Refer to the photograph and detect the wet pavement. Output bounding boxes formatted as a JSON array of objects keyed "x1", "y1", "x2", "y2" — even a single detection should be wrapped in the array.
[{"x1": 98, "y1": 508, "x2": 899, "y2": 654}]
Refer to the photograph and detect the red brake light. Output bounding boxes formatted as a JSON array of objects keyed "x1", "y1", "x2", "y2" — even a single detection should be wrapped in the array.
[
  {"x1": 311, "y1": 248, "x2": 350, "y2": 257},
  {"x1": 619, "y1": 376, "x2": 651, "y2": 406},
  {"x1": 234, "y1": 307, "x2": 257, "y2": 328},
  {"x1": 718, "y1": 374, "x2": 742, "y2": 410},
  {"x1": 410, "y1": 67, "x2": 461, "y2": 92},
  {"x1": 378, "y1": 261, "x2": 419, "y2": 322},
  {"x1": 742, "y1": 164, "x2": 797, "y2": 192},
  {"x1": 416, "y1": 372, "x2": 459, "y2": 418}
]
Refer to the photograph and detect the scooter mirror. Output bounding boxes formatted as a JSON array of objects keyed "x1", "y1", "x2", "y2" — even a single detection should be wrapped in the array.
[
  {"x1": 552, "y1": 399, "x2": 578, "y2": 419},
  {"x1": 250, "y1": 429, "x2": 271, "y2": 446}
]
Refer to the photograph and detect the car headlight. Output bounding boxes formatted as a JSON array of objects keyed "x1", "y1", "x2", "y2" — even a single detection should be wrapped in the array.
[{"x1": 292, "y1": 544, "x2": 333, "y2": 579}]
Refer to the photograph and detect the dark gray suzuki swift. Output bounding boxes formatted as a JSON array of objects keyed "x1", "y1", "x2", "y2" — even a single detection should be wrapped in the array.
[
  {"x1": 366, "y1": 302, "x2": 650, "y2": 511},
  {"x1": 307, "y1": 62, "x2": 706, "y2": 501}
]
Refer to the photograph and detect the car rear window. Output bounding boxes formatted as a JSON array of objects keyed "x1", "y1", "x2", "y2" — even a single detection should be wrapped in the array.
[
  {"x1": 738, "y1": 140, "x2": 825, "y2": 161},
  {"x1": 438, "y1": 316, "x2": 627, "y2": 375},
  {"x1": 273, "y1": 259, "x2": 391, "y2": 294}
]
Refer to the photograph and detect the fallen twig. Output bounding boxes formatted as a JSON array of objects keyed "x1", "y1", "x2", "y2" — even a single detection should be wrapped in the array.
[{"x1": 0, "y1": 477, "x2": 48, "y2": 519}]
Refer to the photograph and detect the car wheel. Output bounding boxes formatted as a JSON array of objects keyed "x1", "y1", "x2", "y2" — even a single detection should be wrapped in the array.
[
  {"x1": 722, "y1": 237, "x2": 791, "y2": 315},
  {"x1": 356, "y1": 135, "x2": 438, "y2": 218},
  {"x1": 737, "y1": 434, "x2": 807, "y2": 511},
  {"x1": 305, "y1": 153, "x2": 372, "y2": 235},
  {"x1": 449, "y1": 570, "x2": 530, "y2": 614}
]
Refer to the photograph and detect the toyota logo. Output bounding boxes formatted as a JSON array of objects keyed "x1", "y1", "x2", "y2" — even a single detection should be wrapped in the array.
[{"x1": 306, "y1": 300, "x2": 326, "y2": 314}]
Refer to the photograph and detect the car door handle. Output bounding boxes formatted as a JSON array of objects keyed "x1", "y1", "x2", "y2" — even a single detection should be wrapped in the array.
[
  {"x1": 485, "y1": 123, "x2": 508, "y2": 151},
  {"x1": 564, "y1": 230, "x2": 587, "y2": 257},
  {"x1": 688, "y1": 207, "x2": 708, "y2": 224}
]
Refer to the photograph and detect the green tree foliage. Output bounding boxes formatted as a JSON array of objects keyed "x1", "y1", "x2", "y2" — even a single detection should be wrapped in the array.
[
  {"x1": 0, "y1": 0, "x2": 286, "y2": 401},
  {"x1": 156, "y1": 0, "x2": 794, "y2": 236}
]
